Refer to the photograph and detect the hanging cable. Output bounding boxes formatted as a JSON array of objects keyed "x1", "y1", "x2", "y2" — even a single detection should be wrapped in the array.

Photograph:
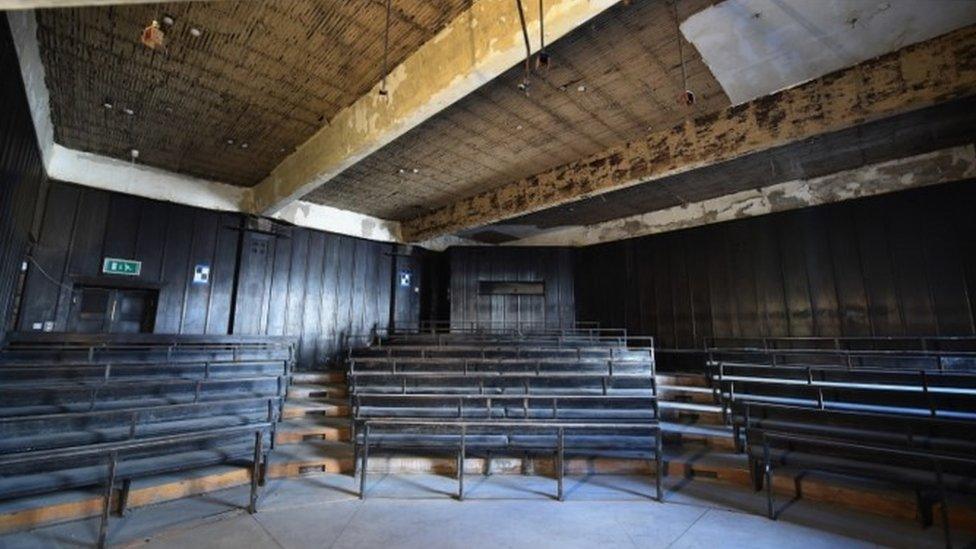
[
  {"x1": 515, "y1": 0, "x2": 532, "y2": 93},
  {"x1": 536, "y1": 0, "x2": 550, "y2": 71},
  {"x1": 672, "y1": 0, "x2": 694, "y2": 106},
  {"x1": 379, "y1": 0, "x2": 392, "y2": 96}
]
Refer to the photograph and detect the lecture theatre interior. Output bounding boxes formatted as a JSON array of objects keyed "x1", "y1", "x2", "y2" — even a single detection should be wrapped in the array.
[{"x1": 0, "y1": 0, "x2": 975, "y2": 547}]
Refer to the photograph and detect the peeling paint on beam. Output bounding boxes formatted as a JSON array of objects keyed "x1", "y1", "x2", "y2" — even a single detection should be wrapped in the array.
[
  {"x1": 402, "y1": 25, "x2": 976, "y2": 242},
  {"x1": 273, "y1": 201, "x2": 401, "y2": 243},
  {"x1": 509, "y1": 144, "x2": 976, "y2": 247},
  {"x1": 249, "y1": 0, "x2": 618, "y2": 216}
]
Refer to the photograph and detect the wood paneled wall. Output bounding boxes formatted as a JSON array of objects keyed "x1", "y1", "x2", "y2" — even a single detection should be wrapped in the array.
[
  {"x1": 17, "y1": 181, "x2": 395, "y2": 370},
  {"x1": 449, "y1": 247, "x2": 575, "y2": 330},
  {"x1": 231, "y1": 226, "x2": 393, "y2": 368},
  {"x1": 575, "y1": 181, "x2": 976, "y2": 349},
  {"x1": 19, "y1": 183, "x2": 242, "y2": 335},
  {"x1": 0, "y1": 18, "x2": 48, "y2": 337}
]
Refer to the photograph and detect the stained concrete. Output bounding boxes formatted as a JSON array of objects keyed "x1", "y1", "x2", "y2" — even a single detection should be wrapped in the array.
[{"x1": 0, "y1": 474, "x2": 969, "y2": 549}]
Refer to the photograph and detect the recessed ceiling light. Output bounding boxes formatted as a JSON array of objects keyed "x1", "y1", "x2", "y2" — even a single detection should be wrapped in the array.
[
  {"x1": 241, "y1": 143, "x2": 249, "y2": 149},
  {"x1": 189, "y1": 27, "x2": 202, "y2": 37},
  {"x1": 123, "y1": 108, "x2": 135, "y2": 115},
  {"x1": 227, "y1": 139, "x2": 235, "y2": 145},
  {"x1": 577, "y1": 85, "x2": 587, "y2": 92},
  {"x1": 398, "y1": 168, "x2": 406, "y2": 174},
  {"x1": 412, "y1": 168, "x2": 419, "y2": 174},
  {"x1": 161, "y1": 15, "x2": 175, "y2": 26},
  {"x1": 103, "y1": 101, "x2": 113, "y2": 109}
]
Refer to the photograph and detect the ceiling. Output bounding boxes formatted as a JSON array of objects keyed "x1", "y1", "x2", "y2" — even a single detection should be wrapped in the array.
[
  {"x1": 28, "y1": 0, "x2": 973, "y2": 244},
  {"x1": 34, "y1": 0, "x2": 471, "y2": 185},
  {"x1": 304, "y1": 0, "x2": 730, "y2": 220},
  {"x1": 463, "y1": 95, "x2": 976, "y2": 243}
]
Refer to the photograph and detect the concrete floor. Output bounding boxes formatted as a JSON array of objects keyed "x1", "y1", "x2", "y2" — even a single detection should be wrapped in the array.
[{"x1": 0, "y1": 474, "x2": 970, "y2": 549}]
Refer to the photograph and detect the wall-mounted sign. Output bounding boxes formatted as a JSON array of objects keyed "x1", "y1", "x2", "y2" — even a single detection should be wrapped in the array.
[
  {"x1": 399, "y1": 270, "x2": 412, "y2": 288},
  {"x1": 102, "y1": 257, "x2": 142, "y2": 276},
  {"x1": 193, "y1": 264, "x2": 211, "y2": 284}
]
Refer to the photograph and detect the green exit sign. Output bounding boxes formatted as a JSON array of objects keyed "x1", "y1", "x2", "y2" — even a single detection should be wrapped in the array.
[{"x1": 102, "y1": 257, "x2": 142, "y2": 276}]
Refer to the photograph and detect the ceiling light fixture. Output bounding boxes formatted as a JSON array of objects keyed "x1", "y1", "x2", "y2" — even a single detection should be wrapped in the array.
[
  {"x1": 577, "y1": 85, "x2": 586, "y2": 92},
  {"x1": 130, "y1": 149, "x2": 140, "y2": 159},
  {"x1": 378, "y1": 0, "x2": 392, "y2": 97},
  {"x1": 189, "y1": 27, "x2": 202, "y2": 38},
  {"x1": 141, "y1": 20, "x2": 165, "y2": 50},
  {"x1": 241, "y1": 143, "x2": 249, "y2": 149},
  {"x1": 515, "y1": 0, "x2": 532, "y2": 94},
  {"x1": 227, "y1": 139, "x2": 235, "y2": 145},
  {"x1": 535, "y1": 0, "x2": 550, "y2": 71},
  {"x1": 412, "y1": 168, "x2": 419, "y2": 174},
  {"x1": 102, "y1": 101, "x2": 113, "y2": 109},
  {"x1": 672, "y1": 0, "x2": 695, "y2": 107},
  {"x1": 161, "y1": 15, "x2": 175, "y2": 26},
  {"x1": 123, "y1": 108, "x2": 135, "y2": 115}
]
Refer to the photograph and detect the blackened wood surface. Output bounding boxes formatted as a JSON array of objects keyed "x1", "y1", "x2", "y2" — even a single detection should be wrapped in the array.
[
  {"x1": 17, "y1": 181, "x2": 394, "y2": 370},
  {"x1": 449, "y1": 247, "x2": 575, "y2": 330},
  {"x1": 0, "y1": 18, "x2": 48, "y2": 337},
  {"x1": 575, "y1": 181, "x2": 976, "y2": 351}
]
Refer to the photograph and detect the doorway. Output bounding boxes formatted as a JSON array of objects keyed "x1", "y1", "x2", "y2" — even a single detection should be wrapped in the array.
[{"x1": 67, "y1": 285, "x2": 158, "y2": 333}]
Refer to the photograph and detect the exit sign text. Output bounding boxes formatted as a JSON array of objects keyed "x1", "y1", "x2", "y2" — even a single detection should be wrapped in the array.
[{"x1": 102, "y1": 257, "x2": 142, "y2": 276}]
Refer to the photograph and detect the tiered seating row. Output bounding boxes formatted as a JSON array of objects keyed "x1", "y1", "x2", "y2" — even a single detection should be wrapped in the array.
[
  {"x1": 705, "y1": 338, "x2": 976, "y2": 546},
  {"x1": 349, "y1": 334, "x2": 661, "y2": 501},
  {"x1": 0, "y1": 333, "x2": 295, "y2": 548}
]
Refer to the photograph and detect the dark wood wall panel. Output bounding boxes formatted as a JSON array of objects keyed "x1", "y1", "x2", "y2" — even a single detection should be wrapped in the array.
[
  {"x1": 19, "y1": 183, "x2": 238, "y2": 335},
  {"x1": 17, "y1": 181, "x2": 395, "y2": 370},
  {"x1": 230, "y1": 226, "x2": 394, "y2": 370},
  {"x1": 0, "y1": 17, "x2": 48, "y2": 337},
  {"x1": 449, "y1": 247, "x2": 575, "y2": 330},
  {"x1": 575, "y1": 181, "x2": 976, "y2": 349}
]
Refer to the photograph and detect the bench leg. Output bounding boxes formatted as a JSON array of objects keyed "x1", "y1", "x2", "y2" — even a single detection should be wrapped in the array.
[
  {"x1": 557, "y1": 428, "x2": 565, "y2": 502},
  {"x1": 360, "y1": 424, "x2": 370, "y2": 499},
  {"x1": 249, "y1": 431, "x2": 264, "y2": 514},
  {"x1": 934, "y1": 465, "x2": 951, "y2": 549},
  {"x1": 116, "y1": 479, "x2": 131, "y2": 517},
  {"x1": 764, "y1": 443, "x2": 774, "y2": 520},
  {"x1": 457, "y1": 428, "x2": 466, "y2": 501},
  {"x1": 98, "y1": 454, "x2": 117, "y2": 549},
  {"x1": 655, "y1": 431, "x2": 663, "y2": 503}
]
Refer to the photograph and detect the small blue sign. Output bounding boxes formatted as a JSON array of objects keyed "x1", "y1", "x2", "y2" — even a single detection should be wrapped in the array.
[{"x1": 399, "y1": 270, "x2": 412, "y2": 288}]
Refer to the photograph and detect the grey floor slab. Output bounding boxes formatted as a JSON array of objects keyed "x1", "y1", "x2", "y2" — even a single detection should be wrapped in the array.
[{"x1": 0, "y1": 474, "x2": 968, "y2": 549}]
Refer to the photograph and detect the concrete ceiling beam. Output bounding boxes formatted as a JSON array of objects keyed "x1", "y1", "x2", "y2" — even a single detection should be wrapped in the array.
[
  {"x1": 0, "y1": 0, "x2": 205, "y2": 8},
  {"x1": 400, "y1": 25, "x2": 976, "y2": 242},
  {"x1": 247, "y1": 0, "x2": 619, "y2": 216}
]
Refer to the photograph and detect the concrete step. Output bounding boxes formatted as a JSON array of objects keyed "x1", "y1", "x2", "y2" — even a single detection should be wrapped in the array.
[
  {"x1": 660, "y1": 422, "x2": 735, "y2": 451},
  {"x1": 267, "y1": 440, "x2": 354, "y2": 477},
  {"x1": 275, "y1": 417, "x2": 351, "y2": 445},
  {"x1": 281, "y1": 398, "x2": 350, "y2": 420},
  {"x1": 291, "y1": 371, "x2": 345, "y2": 384},
  {"x1": 657, "y1": 384, "x2": 718, "y2": 405},
  {"x1": 287, "y1": 382, "x2": 347, "y2": 399},
  {"x1": 656, "y1": 373, "x2": 709, "y2": 388},
  {"x1": 658, "y1": 401, "x2": 725, "y2": 424}
]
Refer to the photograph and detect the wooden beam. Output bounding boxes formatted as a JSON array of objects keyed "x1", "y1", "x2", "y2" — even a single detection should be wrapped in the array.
[
  {"x1": 248, "y1": 0, "x2": 618, "y2": 216},
  {"x1": 401, "y1": 25, "x2": 976, "y2": 242},
  {"x1": 0, "y1": 0, "x2": 205, "y2": 8}
]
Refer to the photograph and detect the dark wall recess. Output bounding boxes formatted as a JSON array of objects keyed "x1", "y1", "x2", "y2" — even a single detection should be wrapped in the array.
[
  {"x1": 575, "y1": 181, "x2": 976, "y2": 353},
  {"x1": 449, "y1": 247, "x2": 574, "y2": 330}
]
